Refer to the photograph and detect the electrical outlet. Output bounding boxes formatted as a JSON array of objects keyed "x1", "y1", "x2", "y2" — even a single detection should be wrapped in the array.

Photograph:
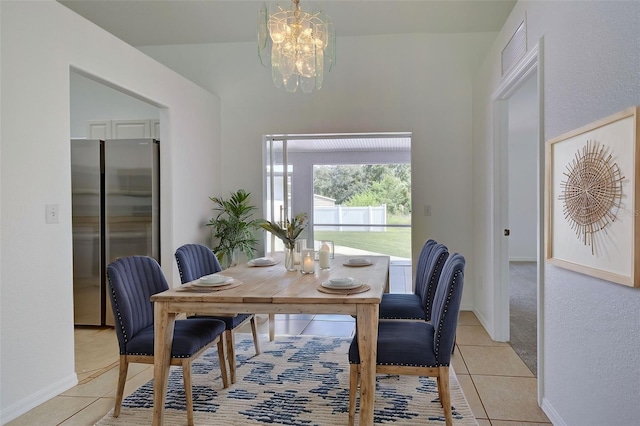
[
  {"x1": 46, "y1": 204, "x2": 59, "y2": 224},
  {"x1": 423, "y1": 204, "x2": 432, "y2": 216}
]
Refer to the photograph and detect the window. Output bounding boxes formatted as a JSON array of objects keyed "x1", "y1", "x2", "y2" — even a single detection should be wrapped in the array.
[{"x1": 264, "y1": 133, "x2": 411, "y2": 260}]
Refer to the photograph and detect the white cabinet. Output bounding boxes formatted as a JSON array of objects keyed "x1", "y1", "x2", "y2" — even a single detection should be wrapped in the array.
[
  {"x1": 112, "y1": 119, "x2": 150, "y2": 139},
  {"x1": 87, "y1": 119, "x2": 159, "y2": 139},
  {"x1": 87, "y1": 121, "x2": 111, "y2": 140}
]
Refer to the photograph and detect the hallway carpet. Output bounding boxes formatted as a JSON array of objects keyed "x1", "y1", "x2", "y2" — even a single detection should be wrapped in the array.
[{"x1": 509, "y1": 261, "x2": 537, "y2": 376}]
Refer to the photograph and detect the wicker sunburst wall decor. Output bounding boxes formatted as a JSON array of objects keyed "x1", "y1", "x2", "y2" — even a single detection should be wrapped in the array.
[
  {"x1": 558, "y1": 140, "x2": 624, "y2": 254},
  {"x1": 546, "y1": 106, "x2": 639, "y2": 287}
]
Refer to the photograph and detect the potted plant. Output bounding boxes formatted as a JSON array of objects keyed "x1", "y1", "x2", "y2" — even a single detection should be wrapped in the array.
[
  {"x1": 207, "y1": 189, "x2": 261, "y2": 268},
  {"x1": 259, "y1": 212, "x2": 308, "y2": 271}
]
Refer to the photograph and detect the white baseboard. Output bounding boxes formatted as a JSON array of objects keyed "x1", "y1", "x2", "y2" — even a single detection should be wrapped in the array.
[
  {"x1": 0, "y1": 372, "x2": 78, "y2": 424},
  {"x1": 541, "y1": 397, "x2": 566, "y2": 426},
  {"x1": 460, "y1": 303, "x2": 474, "y2": 312},
  {"x1": 471, "y1": 308, "x2": 507, "y2": 342},
  {"x1": 509, "y1": 257, "x2": 537, "y2": 262}
]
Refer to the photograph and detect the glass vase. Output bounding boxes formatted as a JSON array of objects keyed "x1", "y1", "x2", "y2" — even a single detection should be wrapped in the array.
[
  {"x1": 285, "y1": 246, "x2": 297, "y2": 271},
  {"x1": 227, "y1": 248, "x2": 236, "y2": 267}
]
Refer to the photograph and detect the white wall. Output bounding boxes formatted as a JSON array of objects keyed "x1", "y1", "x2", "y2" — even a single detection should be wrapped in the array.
[
  {"x1": 473, "y1": 1, "x2": 640, "y2": 425},
  {"x1": 70, "y1": 71, "x2": 160, "y2": 138},
  {"x1": 507, "y1": 74, "x2": 537, "y2": 261},
  {"x1": 141, "y1": 32, "x2": 498, "y2": 309},
  {"x1": 0, "y1": 1, "x2": 221, "y2": 421}
]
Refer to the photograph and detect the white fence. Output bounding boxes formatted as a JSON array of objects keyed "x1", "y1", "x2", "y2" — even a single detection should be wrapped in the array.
[{"x1": 314, "y1": 205, "x2": 387, "y2": 232}]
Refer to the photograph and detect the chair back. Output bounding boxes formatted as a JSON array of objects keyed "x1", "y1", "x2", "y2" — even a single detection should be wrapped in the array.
[
  {"x1": 413, "y1": 239, "x2": 436, "y2": 297},
  {"x1": 106, "y1": 256, "x2": 169, "y2": 354},
  {"x1": 421, "y1": 243, "x2": 449, "y2": 321},
  {"x1": 414, "y1": 240, "x2": 449, "y2": 321},
  {"x1": 431, "y1": 253, "x2": 465, "y2": 365},
  {"x1": 175, "y1": 244, "x2": 222, "y2": 284}
]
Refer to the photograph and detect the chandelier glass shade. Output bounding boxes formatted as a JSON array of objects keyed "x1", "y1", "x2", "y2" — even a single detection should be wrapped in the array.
[{"x1": 258, "y1": 0, "x2": 335, "y2": 93}]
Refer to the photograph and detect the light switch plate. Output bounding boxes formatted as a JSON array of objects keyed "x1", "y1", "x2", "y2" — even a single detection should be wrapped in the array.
[{"x1": 46, "y1": 204, "x2": 59, "y2": 224}]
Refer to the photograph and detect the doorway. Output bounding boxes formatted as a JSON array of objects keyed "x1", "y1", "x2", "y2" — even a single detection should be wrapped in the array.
[
  {"x1": 263, "y1": 134, "x2": 411, "y2": 254},
  {"x1": 70, "y1": 69, "x2": 161, "y2": 379},
  {"x1": 492, "y1": 41, "x2": 545, "y2": 399},
  {"x1": 263, "y1": 134, "x2": 413, "y2": 293},
  {"x1": 506, "y1": 73, "x2": 538, "y2": 375}
]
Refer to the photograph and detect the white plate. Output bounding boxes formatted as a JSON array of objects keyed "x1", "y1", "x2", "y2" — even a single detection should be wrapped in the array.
[
  {"x1": 343, "y1": 258, "x2": 373, "y2": 267},
  {"x1": 199, "y1": 273, "x2": 227, "y2": 284},
  {"x1": 329, "y1": 276, "x2": 355, "y2": 286},
  {"x1": 249, "y1": 257, "x2": 277, "y2": 267},
  {"x1": 193, "y1": 276, "x2": 233, "y2": 287},
  {"x1": 321, "y1": 280, "x2": 362, "y2": 290},
  {"x1": 347, "y1": 257, "x2": 370, "y2": 264}
]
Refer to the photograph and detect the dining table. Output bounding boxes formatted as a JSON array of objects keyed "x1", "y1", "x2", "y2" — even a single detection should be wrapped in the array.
[{"x1": 151, "y1": 254, "x2": 389, "y2": 425}]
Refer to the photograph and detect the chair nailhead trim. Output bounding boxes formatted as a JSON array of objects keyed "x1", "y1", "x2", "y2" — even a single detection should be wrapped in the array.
[
  {"x1": 107, "y1": 275, "x2": 129, "y2": 347},
  {"x1": 385, "y1": 316, "x2": 424, "y2": 320},
  {"x1": 434, "y1": 269, "x2": 460, "y2": 359},
  {"x1": 176, "y1": 257, "x2": 185, "y2": 281},
  {"x1": 424, "y1": 251, "x2": 447, "y2": 319},
  {"x1": 350, "y1": 360, "x2": 451, "y2": 367}
]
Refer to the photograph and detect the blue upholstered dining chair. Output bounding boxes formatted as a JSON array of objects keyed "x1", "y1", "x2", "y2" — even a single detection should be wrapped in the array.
[
  {"x1": 106, "y1": 256, "x2": 228, "y2": 426},
  {"x1": 175, "y1": 243, "x2": 260, "y2": 384},
  {"x1": 379, "y1": 239, "x2": 449, "y2": 322},
  {"x1": 347, "y1": 253, "x2": 466, "y2": 426}
]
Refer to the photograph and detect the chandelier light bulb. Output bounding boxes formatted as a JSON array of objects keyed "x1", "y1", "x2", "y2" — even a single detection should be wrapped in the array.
[{"x1": 258, "y1": 0, "x2": 335, "y2": 93}]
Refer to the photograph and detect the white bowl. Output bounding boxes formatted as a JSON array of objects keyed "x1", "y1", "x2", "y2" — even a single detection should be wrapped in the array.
[
  {"x1": 199, "y1": 274, "x2": 226, "y2": 284},
  {"x1": 329, "y1": 276, "x2": 355, "y2": 286}
]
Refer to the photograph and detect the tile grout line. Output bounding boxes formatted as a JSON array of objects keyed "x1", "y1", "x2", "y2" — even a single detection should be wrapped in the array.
[{"x1": 456, "y1": 343, "x2": 492, "y2": 423}]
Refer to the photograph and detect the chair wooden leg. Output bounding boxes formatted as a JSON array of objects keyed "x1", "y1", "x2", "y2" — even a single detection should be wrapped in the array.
[
  {"x1": 225, "y1": 329, "x2": 237, "y2": 384},
  {"x1": 268, "y1": 313, "x2": 275, "y2": 341},
  {"x1": 348, "y1": 364, "x2": 359, "y2": 426},
  {"x1": 436, "y1": 371, "x2": 443, "y2": 407},
  {"x1": 182, "y1": 360, "x2": 194, "y2": 426},
  {"x1": 250, "y1": 315, "x2": 261, "y2": 355},
  {"x1": 438, "y1": 366, "x2": 452, "y2": 426},
  {"x1": 217, "y1": 337, "x2": 229, "y2": 389},
  {"x1": 113, "y1": 356, "x2": 129, "y2": 417}
]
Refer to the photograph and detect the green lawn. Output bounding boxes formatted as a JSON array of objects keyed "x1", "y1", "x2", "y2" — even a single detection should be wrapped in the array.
[{"x1": 314, "y1": 227, "x2": 411, "y2": 259}]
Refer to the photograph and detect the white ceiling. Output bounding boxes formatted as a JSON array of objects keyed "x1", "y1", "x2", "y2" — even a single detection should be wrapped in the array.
[{"x1": 58, "y1": 0, "x2": 516, "y2": 47}]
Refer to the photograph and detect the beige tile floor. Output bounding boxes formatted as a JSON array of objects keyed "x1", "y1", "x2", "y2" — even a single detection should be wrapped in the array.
[{"x1": 7, "y1": 311, "x2": 550, "y2": 426}]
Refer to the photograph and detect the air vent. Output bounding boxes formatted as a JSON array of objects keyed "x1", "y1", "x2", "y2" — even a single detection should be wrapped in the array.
[{"x1": 501, "y1": 18, "x2": 526, "y2": 77}]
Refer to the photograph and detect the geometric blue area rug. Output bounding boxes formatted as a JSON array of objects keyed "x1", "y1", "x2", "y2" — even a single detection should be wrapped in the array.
[{"x1": 96, "y1": 335, "x2": 477, "y2": 425}]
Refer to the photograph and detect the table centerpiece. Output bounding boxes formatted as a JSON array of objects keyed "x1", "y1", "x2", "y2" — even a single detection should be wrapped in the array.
[{"x1": 259, "y1": 212, "x2": 308, "y2": 271}]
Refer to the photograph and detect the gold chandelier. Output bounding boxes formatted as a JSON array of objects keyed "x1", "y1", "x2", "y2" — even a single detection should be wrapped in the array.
[{"x1": 258, "y1": 0, "x2": 335, "y2": 93}]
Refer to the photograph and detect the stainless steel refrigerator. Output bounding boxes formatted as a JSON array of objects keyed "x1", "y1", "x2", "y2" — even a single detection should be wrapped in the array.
[{"x1": 71, "y1": 138, "x2": 160, "y2": 326}]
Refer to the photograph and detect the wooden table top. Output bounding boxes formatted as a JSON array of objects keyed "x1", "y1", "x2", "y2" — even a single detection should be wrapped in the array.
[{"x1": 151, "y1": 255, "x2": 389, "y2": 306}]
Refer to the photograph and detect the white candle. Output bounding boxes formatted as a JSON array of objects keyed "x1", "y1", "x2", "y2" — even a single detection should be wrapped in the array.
[
  {"x1": 319, "y1": 243, "x2": 331, "y2": 269},
  {"x1": 302, "y1": 252, "x2": 315, "y2": 273}
]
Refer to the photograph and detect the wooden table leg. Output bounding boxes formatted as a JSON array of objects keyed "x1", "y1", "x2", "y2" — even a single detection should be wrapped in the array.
[
  {"x1": 356, "y1": 303, "x2": 378, "y2": 426},
  {"x1": 153, "y1": 301, "x2": 176, "y2": 426},
  {"x1": 269, "y1": 313, "x2": 275, "y2": 341}
]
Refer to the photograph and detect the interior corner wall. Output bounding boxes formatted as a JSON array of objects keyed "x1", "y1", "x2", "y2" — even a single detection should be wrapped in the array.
[
  {"x1": 0, "y1": 1, "x2": 221, "y2": 421},
  {"x1": 472, "y1": 1, "x2": 640, "y2": 425}
]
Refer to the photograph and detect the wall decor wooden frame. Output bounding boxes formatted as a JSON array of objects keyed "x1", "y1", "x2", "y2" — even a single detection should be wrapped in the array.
[{"x1": 545, "y1": 106, "x2": 640, "y2": 287}]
